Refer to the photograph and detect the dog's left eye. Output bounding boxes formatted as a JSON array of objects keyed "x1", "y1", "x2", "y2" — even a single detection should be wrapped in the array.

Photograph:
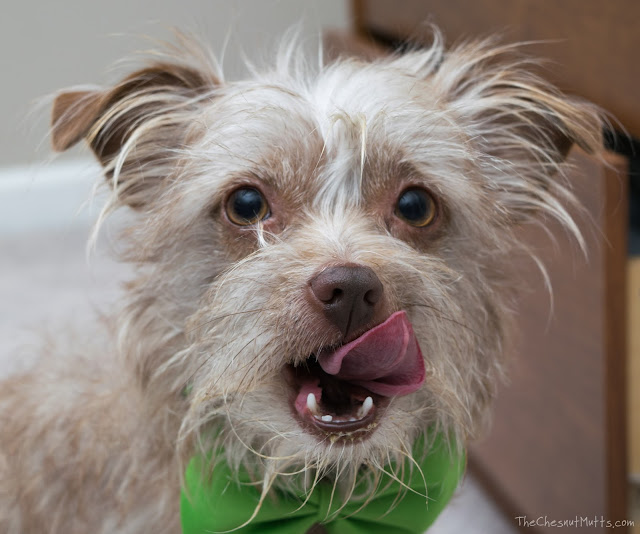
[
  {"x1": 225, "y1": 187, "x2": 270, "y2": 226},
  {"x1": 395, "y1": 188, "x2": 436, "y2": 227}
]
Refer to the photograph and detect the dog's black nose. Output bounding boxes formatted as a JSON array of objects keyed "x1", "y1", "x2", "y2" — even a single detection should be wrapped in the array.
[{"x1": 309, "y1": 265, "x2": 383, "y2": 339}]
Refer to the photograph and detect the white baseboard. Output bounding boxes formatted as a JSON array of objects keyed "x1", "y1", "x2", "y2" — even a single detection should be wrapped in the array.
[{"x1": 0, "y1": 159, "x2": 104, "y2": 234}]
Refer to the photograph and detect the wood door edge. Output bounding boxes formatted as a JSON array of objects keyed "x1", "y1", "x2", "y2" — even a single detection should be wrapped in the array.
[{"x1": 603, "y1": 152, "x2": 630, "y2": 529}]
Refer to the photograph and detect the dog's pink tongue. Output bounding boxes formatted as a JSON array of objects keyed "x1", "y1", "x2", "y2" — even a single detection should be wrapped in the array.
[{"x1": 318, "y1": 311, "x2": 425, "y2": 397}]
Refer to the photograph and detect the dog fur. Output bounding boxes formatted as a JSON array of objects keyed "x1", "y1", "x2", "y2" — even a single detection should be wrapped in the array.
[{"x1": 0, "y1": 31, "x2": 603, "y2": 533}]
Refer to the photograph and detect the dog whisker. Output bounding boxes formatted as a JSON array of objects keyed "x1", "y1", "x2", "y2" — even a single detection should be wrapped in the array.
[
  {"x1": 184, "y1": 306, "x2": 278, "y2": 336},
  {"x1": 404, "y1": 301, "x2": 484, "y2": 339}
]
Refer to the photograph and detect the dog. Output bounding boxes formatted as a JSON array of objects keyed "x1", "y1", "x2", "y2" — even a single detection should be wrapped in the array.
[{"x1": 0, "y1": 30, "x2": 603, "y2": 533}]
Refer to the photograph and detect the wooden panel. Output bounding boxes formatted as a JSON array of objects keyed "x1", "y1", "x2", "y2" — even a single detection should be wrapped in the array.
[
  {"x1": 628, "y1": 259, "x2": 640, "y2": 534},
  {"x1": 358, "y1": 0, "x2": 640, "y2": 139},
  {"x1": 605, "y1": 153, "x2": 630, "y2": 530},
  {"x1": 468, "y1": 151, "x2": 628, "y2": 533},
  {"x1": 630, "y1": 259, "x2": 640, "y2": 477}
]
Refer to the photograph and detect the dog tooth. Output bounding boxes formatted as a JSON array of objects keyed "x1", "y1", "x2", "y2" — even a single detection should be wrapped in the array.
[
  {"x1": 321, "y1": 415, "x2": 333, "y2": 422},
  {"x1": 361, "y1": 396, "x2": 373, "y2": 417},
  {"x1": 307, "y1": 393, "x2": 319, "y2": 415}
]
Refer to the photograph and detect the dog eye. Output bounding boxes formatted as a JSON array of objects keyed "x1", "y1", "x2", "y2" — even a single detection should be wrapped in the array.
[
  {"x1": 225, "y1": 187, "x2": 270, "y2": 226},
  {"x1": 395, "y1": 188, "x2": 436, "y2": 227}
]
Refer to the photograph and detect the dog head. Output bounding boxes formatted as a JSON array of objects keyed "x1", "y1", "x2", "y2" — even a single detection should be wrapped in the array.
[{"x1": 51, "y1": 33, "x2": 602, "y2": 491}]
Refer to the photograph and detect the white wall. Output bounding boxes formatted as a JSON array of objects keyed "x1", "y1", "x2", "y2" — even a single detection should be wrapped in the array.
[{"x1": 0, "y1": 0, "x2": 348, "y2": 167}]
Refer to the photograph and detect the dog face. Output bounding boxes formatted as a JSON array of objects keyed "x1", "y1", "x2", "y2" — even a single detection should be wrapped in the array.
[{"x1": 51, "y1": 34, "x2": 601, "y2": 487}]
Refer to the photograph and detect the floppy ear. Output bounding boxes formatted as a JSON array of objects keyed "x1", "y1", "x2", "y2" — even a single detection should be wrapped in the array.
[
  {"x1": 409, "y1": 38, "x2": 604, "y2": 224},
  {"x1": 51, "y1": 90, "x2": 105, "y2": 152},
  {"x1": 51, "y1": 43, "x2": 220, "y2": 207}
]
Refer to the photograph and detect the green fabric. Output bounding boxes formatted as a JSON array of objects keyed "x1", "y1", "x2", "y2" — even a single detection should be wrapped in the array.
[{"x1": 181, "y1": 433, "x2": 465, "y2": 534}]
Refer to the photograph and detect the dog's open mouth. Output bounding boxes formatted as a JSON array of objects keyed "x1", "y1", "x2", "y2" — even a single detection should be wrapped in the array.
[
  {"x1": 287, "y1": 311, "x2": 426, "y2": 440},
  {"x1": 289, "y1": 359, "x2": 385, "y2": 437}
]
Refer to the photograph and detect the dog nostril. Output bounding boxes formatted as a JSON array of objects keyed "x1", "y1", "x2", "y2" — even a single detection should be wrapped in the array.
[
  {"x1": 364, "y1": 288, "x2": 381, "y2": 305},
  {"x1": 313, "y1": 283, "x2": 344, "y2": 304}
]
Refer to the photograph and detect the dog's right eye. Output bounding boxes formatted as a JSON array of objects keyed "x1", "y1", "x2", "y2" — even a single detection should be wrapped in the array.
[
  {"x1": 394, "y1": 187, "x2": 437, "y2": 227},
  {"x1": 225, "y1": 187, "x2": 270, "y2": 226}
]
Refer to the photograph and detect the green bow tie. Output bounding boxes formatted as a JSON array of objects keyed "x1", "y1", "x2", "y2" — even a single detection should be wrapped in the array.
[{"x1": 181, "y1": 433, "x2": 465, "y2": 534}]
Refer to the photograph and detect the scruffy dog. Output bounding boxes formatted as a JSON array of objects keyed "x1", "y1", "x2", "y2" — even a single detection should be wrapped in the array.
[{"x1": 0, "y1": 31, "x2": 602, "y2": 533}]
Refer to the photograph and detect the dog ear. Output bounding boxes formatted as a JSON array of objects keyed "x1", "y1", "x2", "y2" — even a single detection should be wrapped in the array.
[
  {"x1": 51, "y1": 46, "x2": 220, "y2": 207},
  {"x1": 51, "y1": 90, "x2": 106, "y2": 152},
  {"x1": 447, "y1": 42, "x2": 603, "y2": 222},
  {"x1": 400, "y1": 39, "x2": 604, "y2": 224}
]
